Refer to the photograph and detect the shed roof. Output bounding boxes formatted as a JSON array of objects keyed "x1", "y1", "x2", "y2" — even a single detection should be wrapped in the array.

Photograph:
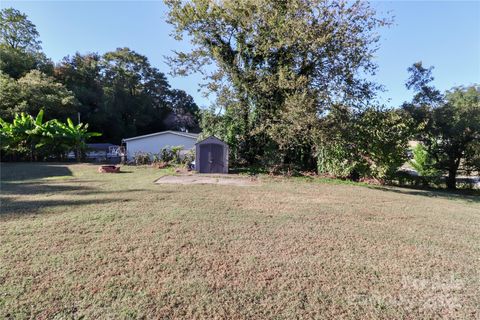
[
  {"x1": 196, "y1": 136, "x2": 228, "y2": 146},
  {"x1": 122, "y1": 130, "x2": 199, "y2": 142}
]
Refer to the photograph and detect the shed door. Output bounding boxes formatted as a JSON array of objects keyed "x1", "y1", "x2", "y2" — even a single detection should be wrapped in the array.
[{"x1": 199, "y1": 143, "x2": 223, "y2": 173}]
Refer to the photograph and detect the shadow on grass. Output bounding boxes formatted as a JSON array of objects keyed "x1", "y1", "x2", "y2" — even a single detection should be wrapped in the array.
[
  {"x1": 1, "y1": 181, "x2": 97, "y2": 196},
  {"x1": 1, "y1": 163, "x2": 73, "y2": 181},
  {"x1": 0, "y1": 198, "x2": 123, "y2": 216},
  {"x1": 370, "y1": 185, "x2": 480, "y2": 204},
  {"x1": 0, "y1": 180, "x2": 145, "y2": 196},
  {"x1": 1, "y1": 186, "x2": 147, "y2": 216},
  {"x1": 1, "y1": 177, "x2": 148, "y2": 217}
]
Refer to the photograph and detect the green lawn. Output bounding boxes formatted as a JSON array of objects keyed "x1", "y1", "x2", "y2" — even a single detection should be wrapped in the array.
[{"x1": 1, "y1": 163, "x2": 479, "y2": 319}]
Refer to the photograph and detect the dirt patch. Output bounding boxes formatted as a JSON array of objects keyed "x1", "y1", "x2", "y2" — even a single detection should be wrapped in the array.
[{"x1": 155, "y1": 174, "x2": 259, "y2": 186}]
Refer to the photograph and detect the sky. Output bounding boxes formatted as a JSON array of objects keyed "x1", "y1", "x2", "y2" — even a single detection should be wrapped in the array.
[{"x1": 2, "y1": 1, "x2": 479, "y2": 108}]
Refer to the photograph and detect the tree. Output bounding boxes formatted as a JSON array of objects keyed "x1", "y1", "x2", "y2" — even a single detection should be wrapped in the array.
[
  {"x1": 0, "y1": 110, "x2": 101, "y2": 161},
  {"x1": 0, "y1": 8, "x2": 53, "y2": 79},
  {"x1": 354, "y1": 108, "x2": 413, "y2": 180},
  {"x1": 54, "y1": 53, "x2": 104, "y2": 134},
  {"x1": 0, "y1": 110, "x2": 44, "y2": 160},
  {"x1": 403, "y1": 62, "x2": 480, "y2": 190},
  {"x1": 429, "y1": 86, "x2": 480, "y2": 189},
  {"x1": 16, "y1": 70, "x2": 77, "y2": 120},
  {"x1": 0, "y1": 71, "x2": 20, "y2": 119},
  {"x1": 165, "y1": 89, "x2": 200, "y2": 132},
  {"x1": 0, "y1": 69, "x2": 75, "y2": 123},
  {"x1": 409, "y1": 143, "x2": 439, "y2": 179},
  {"x1": 101, "y1": 47, "x2": 171, "y2": 141},
  {"x1": 0, "y1": 45, "x2": 53, "y2": 79},
  {"x1": 165, "y1": 0, "x2": 390, "y2": 168},
  {"x1": 99, "y1": 47, "x2": 199, "y2": 142},
  {"x1": 405, "y1": 62, "x2": 443, "y2": 107},
  {"x1": 0, "y1": 8, "x2": 41, "y2": 51}
]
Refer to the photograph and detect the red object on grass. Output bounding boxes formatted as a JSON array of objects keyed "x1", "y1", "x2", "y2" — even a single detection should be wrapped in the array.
[{"x1": 98, "y1": 165, "x2": 120, "y2": 173}]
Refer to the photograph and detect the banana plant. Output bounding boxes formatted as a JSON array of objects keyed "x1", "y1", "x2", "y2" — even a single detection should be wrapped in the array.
[
  {"x1": 0, "y1": 117, "x2": 15, "y2": 152},
  {"x1": 52, "y1": 118, "x2": 102, "y2": 161},
  {"x1": 1, "y1": 110, "x2": 101, "y2": 161},
  {"x1": 0, "y1": 111, "x2": 42, "y2": 160}
]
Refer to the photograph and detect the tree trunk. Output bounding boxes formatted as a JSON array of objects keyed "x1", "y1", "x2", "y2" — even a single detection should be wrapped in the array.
[
  {"x1": 30, "y1": 143, "x2": 35, "y2": 162},
  {"x1": 76, "y1": 146, "x2": 81, "y2": 162},
  {"x1": 446, "y1": 154, "x2": 462, "y2": 190},
  {"x1": 446, "y1": 169, "x2": 457, "y2": 190}
]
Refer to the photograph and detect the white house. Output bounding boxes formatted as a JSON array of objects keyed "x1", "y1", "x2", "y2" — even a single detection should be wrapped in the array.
[{"x1": 122, "y1": 131, "x2": 199, "y2": 161}]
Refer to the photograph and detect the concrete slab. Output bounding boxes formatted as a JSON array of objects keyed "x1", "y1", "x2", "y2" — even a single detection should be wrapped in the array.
[{"x1": 155, "y1": 175, "x2": 259, "y2": 186}]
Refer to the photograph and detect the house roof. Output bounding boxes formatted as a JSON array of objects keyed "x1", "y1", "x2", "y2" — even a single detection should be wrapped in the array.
[{"x1": 122, "y1": 130, "x2": 199, "y2": 142}]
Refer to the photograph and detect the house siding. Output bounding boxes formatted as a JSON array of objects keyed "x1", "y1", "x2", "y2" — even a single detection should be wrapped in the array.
[{"x1": 125, "y1": 133, "x2": 197, "y2": 160}]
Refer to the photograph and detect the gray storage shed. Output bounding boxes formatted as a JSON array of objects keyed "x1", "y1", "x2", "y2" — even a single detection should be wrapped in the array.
[{"x1": 195, "y1": 136, "x2": 229, "y2": 173}]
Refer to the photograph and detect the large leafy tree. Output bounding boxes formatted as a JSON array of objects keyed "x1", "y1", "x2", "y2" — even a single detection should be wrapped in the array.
[
  {"x1": 0, "y1": 8, "x2": 70, "y2": 122},
  {"x1": 165, "y1": 89, "x2": 200, "y2": 132},
  {"x1": 101, "y1": 47, "x2": 173, "y2": 141},
  {"x1": 0, "y1": 45, "x2": 53, "y2": 79},
  {"x1": 0, "y1": 109, "x2": 46, "y2": 160},
  {"x1": 49, "y1": 118, "x2": 102, "y2": 161},
  {"x1": 165, "y1": 0, "x2": 390, "y2": 167},
  {"x1": 0, "y1": 8, "x2": 41, "y2": 51},
  {"x1": 0, "y1": 69, "x2": 76, "y2": 122},
  {"x1": 0, "y1": 71, "x2": 20, "y2": 119},
  {"x1": 1, "y1": 8, "x2": 201, "y2": 147},
  {"x1": 0, "y1": 8, "x2": 53, "y2": 79},
  {"x1": 54, "y1": 53, "x2": 104, "y2": 133},
  {"x1": 403, "y1": 62, "x2": 480, "y2": 189},
  {"x1": 430, "y1": 86, "x2": 480, "y2": 189},
  {"x1": 54, "y1": 49, "x2": 201, "y2": 144},
  {"x1": 0, "y1": 110, "x2": 102, "y2": 161},
  {"x1": 16, "y1": 70, "x2": 77, "y2": 120}
]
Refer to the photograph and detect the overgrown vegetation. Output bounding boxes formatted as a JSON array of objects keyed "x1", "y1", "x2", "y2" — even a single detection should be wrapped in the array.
[
  {"x1": 132, "y1": 145, "x2": 192, "y2": 168},
  {"x1": 317, "y1": 106, "x2": 413, "y2": 182},
  {"x1": 0, "y1": 109, "x2": 101, "y2": 161}
]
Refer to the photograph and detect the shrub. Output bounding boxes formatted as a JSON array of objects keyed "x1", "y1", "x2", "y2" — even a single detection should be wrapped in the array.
[
  {"x1": 156, "y1": 146, "x2": 185, "y2": 165},
  {"x1": 409, "y1": 143, "x2": 438, "y2": 175},
  {"x1": 317, "y1": 107, "x2": 414, "y2": 183},
  {"x1": 317, "y1": 141, "x2": 361, "y2": 179},
  {"x1": 133, "y1": 152, "x2": 151, "y2": 165},
  {"x1": 159, "y1": 147, "x2": 173, "y2": 163},
  {"x1": 170, "y1": 146, "x2": 183, "y2": 164},
  {"x1": 181, "y1": 149, "x2": 195, "y2": 168}
]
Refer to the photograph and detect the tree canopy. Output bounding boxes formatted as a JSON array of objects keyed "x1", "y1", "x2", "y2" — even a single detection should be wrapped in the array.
[
  {"x1": 403, "y1": 62, "x2": 480, "y2": 189},
  {"x1": 165, "y1": 0, "x2": 390, "y2": 168},
  {"x1": 0, "y1": 7, "x2": 201, "y2": 146},
  {"x1": 0, "y1": 8, "x2": 41, "y2": 51},
  {"x1": 54, "y1": 48, "x2": 201, "y2": 143}
]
